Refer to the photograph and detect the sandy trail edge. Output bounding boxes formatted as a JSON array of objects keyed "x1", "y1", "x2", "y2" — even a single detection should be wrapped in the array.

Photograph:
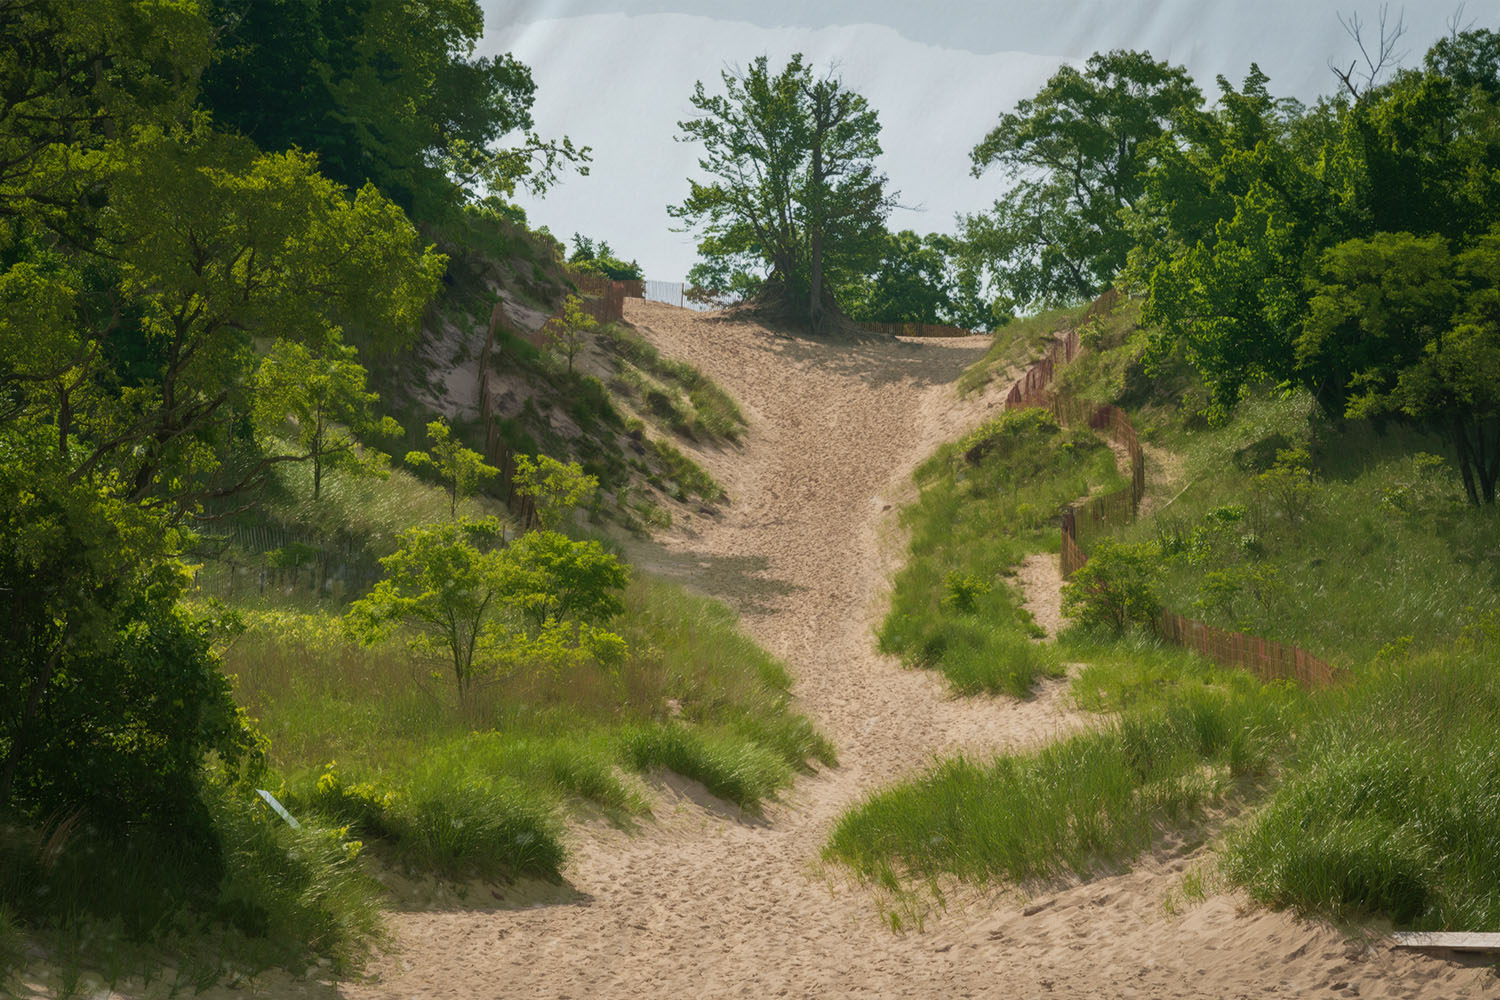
[{"x1": 215, "y1": 301, "x2": 1488, "y2": 999}]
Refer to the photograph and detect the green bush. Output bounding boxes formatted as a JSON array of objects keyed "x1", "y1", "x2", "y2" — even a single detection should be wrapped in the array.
[{"x1": 1061, "y1": 539, "x2": 1162, "y2": 634}]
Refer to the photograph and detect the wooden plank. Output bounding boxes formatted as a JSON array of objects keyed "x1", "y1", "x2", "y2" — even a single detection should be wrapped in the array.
[{"x1": 1392, "y1": 932, "x2": 1500, "y2": 953}]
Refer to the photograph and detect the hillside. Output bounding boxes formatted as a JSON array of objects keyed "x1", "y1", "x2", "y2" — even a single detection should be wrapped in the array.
[{"x1": 160, "y1": 298, "x2": 1489, "y2": 1000}]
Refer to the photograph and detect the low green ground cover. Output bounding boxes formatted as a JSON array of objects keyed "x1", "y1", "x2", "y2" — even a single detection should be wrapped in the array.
[
  {"x1": 833, "y1": 310, "x2": 1500, "y2": 935},
  {"x1": 877, "y1": 407, "x2": 1122, "y2": 695}
]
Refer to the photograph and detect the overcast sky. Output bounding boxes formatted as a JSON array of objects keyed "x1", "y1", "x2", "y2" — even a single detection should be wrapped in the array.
[{"x1": 478, "y1": 1, "x2": 1475, "y2": 281}]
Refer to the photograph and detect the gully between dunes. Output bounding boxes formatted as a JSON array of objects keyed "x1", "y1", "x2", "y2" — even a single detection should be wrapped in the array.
[{"x1": 250, "y1": 299, "x2": 1495, "y2": 999}]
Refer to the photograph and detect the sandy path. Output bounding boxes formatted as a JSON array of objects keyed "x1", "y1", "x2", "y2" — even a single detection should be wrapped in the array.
[{"x1": 237, "y1": 301, "x2": 1488, "y2": 999}]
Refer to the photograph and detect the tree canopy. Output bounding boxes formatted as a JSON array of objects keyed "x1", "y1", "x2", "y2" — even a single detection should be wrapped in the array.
[
  {"x1": 200, "y1": 0, "x2": 589, "y2": 219},
  {"x1": 1128, "y1": 29, "x2": 1500, "y2": 503},
  {"x1": 670, "y1": 54, "x2": 894, "y2": 330},
  {"x1": 964, "y1": 49, "x2": 1202, "y2": 311}
]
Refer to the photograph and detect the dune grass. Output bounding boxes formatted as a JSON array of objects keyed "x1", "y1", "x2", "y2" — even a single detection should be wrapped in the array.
[
  {"x1": 1225, "y1": 648, "x2": 1500, "y2": 930},
  {"x1": 826, "y1": 647, "x2": 1290, "y2": 892},
  {"x1": 225, "y1": 575, "x2": 833, "y2": 881},
  {"x1": 836, "y1": 309, "x2": 1500, "y2": 936},
  {"x1": 877, "y1": 407, "x2": 1121, "y2": 694},
  {"x1": 601, "y1": 322, "x2": 746, "y2": 441},
  {"x1": 956, "y1": 304, "x2": 1088, "y2": 396}
]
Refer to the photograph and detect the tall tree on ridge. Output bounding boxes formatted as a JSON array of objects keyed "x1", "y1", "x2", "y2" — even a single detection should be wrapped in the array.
[{"x1": 670, "y1": 54, "x2": 893, "y2": 331}]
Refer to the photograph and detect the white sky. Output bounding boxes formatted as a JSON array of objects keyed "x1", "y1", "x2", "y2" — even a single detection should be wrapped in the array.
[{"x1": 478, "y1": 1, "x2": 1476, "y2": 280}]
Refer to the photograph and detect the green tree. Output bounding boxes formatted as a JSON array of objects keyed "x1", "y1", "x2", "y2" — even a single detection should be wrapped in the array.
[
  {"x1": 252, "y1": 339, "x2": 400, "y2": 498},
  {"x1": 1302, "y1": 230, "x2": 1500, "y2": 504},
  {"x1": 840, "y1": 230, "x2": 997, "y2": 330},
  {"x1": 200, "y1": 0, "x2": 589, "y2": 219},
  {"x1": 670, "y1": 54, "x2": 893, "y2": 330},
  {"x1": 346, "y1": 520, "x2": 628, "y2": 694},
  {"x1": 0, "y1": 0, "x2": 441, "y2": 850},
  {"x1": 1139, "y1": 42, "x2": 1500, "y2": 411},
  {"x1": 404, "y1": 417, "x2": 499, "y2": 517},
  {"x1": 512, "y1": 453, "x2": 599, "y2": 530},
  {"x1": 0, "y1": 431, "x2": 261, "y2": 830},
  {"x1": 346, "y1": 518, "x2": 508, "y2": 694},
  {"x1": 569, "y1": 234, "x2": 643, "y2": 281},
  {"x1": 965, "y1": 50, "x2": 1202, "y2": 309},
  {"x1": 542, "y1": 294, "x2": 598, "y2": 374},
  {"x1": 495, "y1": 530, "x2": 628, "y2": 634}
]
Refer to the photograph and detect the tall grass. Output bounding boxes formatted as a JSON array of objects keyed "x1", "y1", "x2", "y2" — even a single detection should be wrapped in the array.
[
  {"x1": 827, "y1": 672, "x2": 1291, "y2": 891},
  {"x1": 0, "y1": 780, "x2": 382, "y2": 989},
  {"x1": 1225, "y1": 650, "x2": 1500, "y2": 930},
  {"x1": 878, "y1": 408, "x2": 1121, "y2": 694},
  {"x1": 224, "y1": 576, "x2": 832, "y2": 878}
]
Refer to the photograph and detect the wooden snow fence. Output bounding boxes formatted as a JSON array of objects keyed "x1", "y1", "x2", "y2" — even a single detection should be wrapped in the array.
[{"x1": 1001, "y1": 292, "x2": 1337, "y2": 688}]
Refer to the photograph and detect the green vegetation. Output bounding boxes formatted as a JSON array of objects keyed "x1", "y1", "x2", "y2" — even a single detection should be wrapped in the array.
[
  {"x1": 963, "y1": 50, "x2": 1201, "y2": 310},
  {"x1": 838, "y1": 25, "x2": 1500, "y2": 932},
  {"x1": 877, "y1": 407, "x2": 1121, "y2": 695},
  {"x1": 230, "y1": 571, "x2": 833, "y2": 878},
  {"x1": 828, "y1": 654, "x2": 1284, "y2": 892},
  {"x1": 404, "y1": 418, "x2": 501, "y2": 519},
  {"x1": 671, "y1": 54, "x2": 894, "y2": 329},
  {"x1": 568, "y1": 234, "x2": 644, "y2": 281},
  {"x1": 601, "y1": 322, "x2": 746, "y2": 442},
  {"x1": 544, "y1": 293, "x2": 599, "y2": 373},
  {"x1": 1226, "y1": 649, "x2": 1500, "y2": 929},
  {"x1": 0, "y1": 1, "x2": 806, "y2": 987},
  {"x1": 837, "y1": 301, "x2": 1500, "y2": 931},
  {"x1": 839, "y1": 229, "x2": 998, "y2": 331},
  {"x1": 513, "y1": 453, "x2": 602, "y2": 529},
  {"x1": 200, "y1": 0, "x2": 589, "y2": 218}
]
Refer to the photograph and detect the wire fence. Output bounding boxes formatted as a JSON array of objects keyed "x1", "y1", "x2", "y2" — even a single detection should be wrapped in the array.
[{"x1": 1005, "y1": 291, "x2": 1338, "y2": 688}]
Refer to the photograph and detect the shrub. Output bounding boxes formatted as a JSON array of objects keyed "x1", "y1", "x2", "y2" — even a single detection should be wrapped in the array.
[{"x1": 1061, "y1": 539, "x2": 1162, "y2": 634}]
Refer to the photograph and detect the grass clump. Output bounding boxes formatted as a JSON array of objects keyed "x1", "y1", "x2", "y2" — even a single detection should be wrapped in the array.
[
  {"x1": 646, "y1": 438, "x2": 725, "y2": 503},
  {"x1": 827, "y1": 677, "x2": 1288, "y2": 890},
  {"x1": 878, "y1": 407, "x2": 1121, "y2": 693},
  {"x1": 601, "y1": 323, "x2": 746, "y2": 442},
  {"x1": 1225, "y1": 650, "x2": 1500, "y2": 930},
  {"x1": 618, "y1": 724, "x2": 791, "y2": 809}
]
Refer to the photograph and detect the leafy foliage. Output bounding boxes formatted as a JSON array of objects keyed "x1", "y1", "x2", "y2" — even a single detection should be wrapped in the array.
[
  {"x1": 200, "y1": 0, "x2": 589, "y2": 219},
  {"x1": 404, "y1": 418, "x2": 499, "y2": 518},
  {"x1": 569, "y1": 234, "x2": 643, "y2": 281},
  {"x1": 346, "y1": 519, "x2": 628, "y2": 695},
  {"x1": 671, "y1": 54, "x2": 894, "y2": 328},
  {"x1": 512, "y1": 453, "x2": 599, "y2": 530},
  {"x1": 965, "y1": 50, "x2": 1202, "y2": 310},
  {"x1": 840, "y1": 230, "x2": 997, "y2": 330},
  {"x1": 1061, "y1": 539, "x2": 1163, "y2": 635},
  {"x1": 542, "y1": 294, "x2": 598, "y2": 374}
]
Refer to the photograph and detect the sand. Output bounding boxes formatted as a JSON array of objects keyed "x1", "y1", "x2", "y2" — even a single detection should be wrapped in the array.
[{"x1": 201, "y1": 301, "x2": 1495, "y2": 998}]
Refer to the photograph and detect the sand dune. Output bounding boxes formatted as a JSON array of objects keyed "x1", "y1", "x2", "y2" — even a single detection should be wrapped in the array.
[{"x1": 224, "y1": 300, "x2": 1491, "y2": 998}]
